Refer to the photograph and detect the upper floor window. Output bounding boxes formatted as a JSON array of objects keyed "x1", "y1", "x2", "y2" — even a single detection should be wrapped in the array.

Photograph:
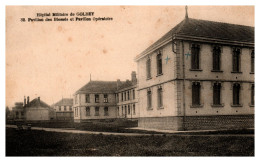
[
  {"x1": 85, "y1": 94, "x2": 90, "y2": 103},
  {"x1": 157, "y1": 86, "x2": 163, "y2": 108},
  {"x1": 191, "y1": 44, "x2": 200, "y2": 70},
  {"x1": 213, "y1": 83, "x2": 221, "y2": 105},
  {"x1": 157, "y1": 52, "x2": 163, "y2": 75},
  {"x1": 95, "y1": 94, "x2": 99, "y2": 103},
  {"x1": 233, "y1": 83, "x2": 241, "y2": 105},
  {"x1": 104, "y1": 94, "x2": 108, "y2": 103},
  {"x1": 59, "y1": 106, "x2": 61, "y2": 111},
  {"x1": 133, "y1": 89, "x2": 135, "y2": 99},
  {"x1": 146, "y1": 57, "x2": 151, "y2": 79},
  {"x1": 64, "y1": 106, "x2": 67, "y2": 111},
  {"x1": 127, "y1": 91, "x2": 130, "y2": 100},
  {"x1": 95, "y1": 107, "x2": 99, "y2": 116},
  {"x1": 104, "y1": 107, "x2": 109, "y2": 116},
  {"x1": 86, "y1": 107, "x2": 90, "y2": 116},
  {"x1": 251, "y1": 50, "x2": 254, "y2": 73},
  {"x1": 147, "y1": 89, "x2": 152, "y2": 109},
  {"x1": 121, "y1": 93, "x2": 123, "y2": 102},
  {"x1": 232, "y1": 48, "x2": 241, "y2": 72},
  {"x1": 212, "y1": 46, "x2": 221, "y2": 71},
  {"x1": 124, "y1": 92, "x2": 126, "y2": 101},
  {"x1": 192, "y1": 82, "x2": 201, "y2": 106}
]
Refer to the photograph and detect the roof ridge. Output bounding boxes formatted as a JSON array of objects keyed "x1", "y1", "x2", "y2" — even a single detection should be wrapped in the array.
[{"x1": 189, "y1": 18, "x2": 254, "y2": 28}]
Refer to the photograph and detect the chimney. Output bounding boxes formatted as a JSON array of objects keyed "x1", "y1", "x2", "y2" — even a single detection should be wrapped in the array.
[
  {"x1": 27, "y1": 96, "x2": 30, "y2": 105},
  {"x1": 116, "y1": 79, "x2": 121, "y2": 90},
  {"x1": 24, "y1": 96, "x2": 26, "y2": 107},
  {"x1": 131, "y1": 71, "x2": 137, "y2": 83}
]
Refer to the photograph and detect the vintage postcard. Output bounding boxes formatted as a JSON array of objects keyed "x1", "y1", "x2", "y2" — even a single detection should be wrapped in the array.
[{"x1": 5, "y1": 6, "x2": 254, "y2": 156}]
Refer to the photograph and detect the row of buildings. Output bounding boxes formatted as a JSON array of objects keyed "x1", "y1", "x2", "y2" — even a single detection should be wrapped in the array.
[{"x1": 12, "y1": 7, "x2": 254, "y2": 130}]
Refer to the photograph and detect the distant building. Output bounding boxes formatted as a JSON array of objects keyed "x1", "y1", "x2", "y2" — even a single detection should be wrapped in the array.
[
  {"x1": 73, "y1": 71, "x2": 138, "y2": 122},
  {"x1": 12, "y1": 102, "x2": 25, "y2": 121},
  {"x1": 53, "y1": 98, "x2": 73, "y2": 120},
  {"x1": 135, "y1": 7, "x2": 254, "y2": 130},
  {"x1": 12, "y1": 96, "x2": 55, "y2": 121},
  {"x1": 116, "y1": 71, "x2": 138, "y2": 120}
]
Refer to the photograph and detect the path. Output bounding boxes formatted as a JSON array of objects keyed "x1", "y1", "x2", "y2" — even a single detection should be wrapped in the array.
[{"x1": 6, "y1": 125, "x2": 254, "y2": 137}]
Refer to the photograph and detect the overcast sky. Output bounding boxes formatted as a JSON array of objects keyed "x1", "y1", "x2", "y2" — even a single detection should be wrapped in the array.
[{"x1": 6, "y1": 6, "x2": 254, "y2": 108}]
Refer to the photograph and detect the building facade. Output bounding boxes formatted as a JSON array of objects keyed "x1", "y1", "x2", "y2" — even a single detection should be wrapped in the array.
[
  {"x1": 53, "y1": 98, "x2": 73, "y2": 120},
  {"x1": 116, "y1": 71, "x2": 139, "y2": 120},
  {"x1": 73, "y1": 72, "x2": 139, "y2": 122},
  {"x1": 73, "y1": 81, "x2": 118, "y2": 122},
  {"x1": 135, "y1": 9, "x2": 254, "y2": 130}
]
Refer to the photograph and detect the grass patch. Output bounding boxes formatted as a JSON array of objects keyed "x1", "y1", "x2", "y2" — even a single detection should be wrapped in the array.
[{"x1": 6, "y1": 128, "x2": 254, "y2": 156}]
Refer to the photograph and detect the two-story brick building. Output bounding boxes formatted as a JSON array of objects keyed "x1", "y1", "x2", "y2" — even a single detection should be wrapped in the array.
[{"x1": 135, "y1": 7, "x2": 254, "y2": 130}]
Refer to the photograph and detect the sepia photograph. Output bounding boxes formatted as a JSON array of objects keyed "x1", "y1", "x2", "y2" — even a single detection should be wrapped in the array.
[{"x1": 5, "y1": 5, "x2": 254, "y2": 156}]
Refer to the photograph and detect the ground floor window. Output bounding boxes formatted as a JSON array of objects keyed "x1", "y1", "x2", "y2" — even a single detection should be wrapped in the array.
[
  {"x1": 104, "y1": 107, "x2": 109, "y2": 116},
  {"x1": 192, "y1": 82, "x2": 201, "y2": 106},
  {"x1": 86, "y1": 107, "x2": 90, "y2": 116},
  {"x1": 128, "y1": 105, "x2": 130, "y2": 115},
  {"x1": 233, "y1": 83, "x2": 240, "y2": 105},
  {"x1": 251, "y1": 84, "x2": 254, "y2": 105},
  {"x1": 133, "y1": 104, "x2": 136, "y2": 115},
  {"x1": 95, "y1": 107, "x2": 99, "y2": 116},
  {"x1": 213, "y1": 83, "x2": 221, "y2": 105}
]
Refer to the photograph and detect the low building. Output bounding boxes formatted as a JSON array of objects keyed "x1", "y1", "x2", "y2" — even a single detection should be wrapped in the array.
[
  {"x1": 12, "y1": 102, "x2": 25, "y2": 121},
  {"x1": 53, "y1": 98, "x2": 73, "y2": 120},
  {"x1": 25, "y1": 96, "x2": 55, "y2": 121}
]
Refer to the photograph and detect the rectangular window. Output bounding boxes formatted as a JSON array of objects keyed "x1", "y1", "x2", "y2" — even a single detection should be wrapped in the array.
[
  {"x1": 124, "y1": 92, "x2": 126, "y2": 101},
  {"x1": 69, "y1": 107, "x2": 72, "y2": 111},
  {"x1": 86, "y1": 107, "x2": 90, "y2": 116},
  {"x1": 125, "y1": 105, "x2": 127, "y2": 117},
  {"x1": 95, "y1": 107, "x2": 99, "y2": 116},
  {"x1": 233, "y1": 83, "x2": 240, "y2": 105},
  {"x1": 213, "y1": 46, "x2": 221, "y2": 71},
  {"x1": 191, "y1": 44, "x2": 200, "y2": 70},
  {"x1": 59, "y1": 106, "x2": 61, "y2": 111},
  {"x1": 147, "y1": 89, "x2": 152, "y2": 109},
  {"x1": 95, "y1": 94, "x2": 99, "y2": 103},
  {"x1": 85, "y1": 94, "x2": 90, "y2": 103},
  {"x1": 121, "y1": 93, "x2": 123, "y2": 101},
  {"x1": 133, "y1": 89, "x2": 135, "y2": 99},
  {"x1": 251, "y1": 50, "x2": 254, "y2": 73},
  {"x1": 104, "y1": 94, "x2": 108, "y2": 103},
  {"x1": 133, "y1": 104, "x2": 136, "y2": 115},
  {"x1": 121, "y1": 106, "x2": 124, "y2": 116},
  {"x1": 127, "y1": 91, "x2": 130, "y2": 100},
  {"x1": 116, "y1": 94, "x2": 119, "y2": 103},
  {"x1": 157, "y1": 87, "x2": 163, "y2": 108},
  {"x1": 146, "y1": 58, "x2": 151, "y2": 79},
  {"x1": 64, "y1": 106, "x2": 67, "y2": 111},
  {"x1": 157, "y1": 53, "x2": 163, "y2": 75},
  {"x1": 128, "y1": 105, "x2": 130, "y2": 115},
  {"x1": 213, "y1": 83, "x2": 221, "y2": 105},
  {"x1": 117, "y1": 107, "x2": 120, "y2": 116},
  {"x1": 104, "y1": 107, "x2": 109, "y2": 116},
  {"x1": 192, "y1": 82, "x2": 201, "y2": 105},
  {"x1": 232, "y1": 48, "x2": 240, "y2": 72},
  {"x1": 251, "y1": 84, "x2": 254, "y2": 105}
]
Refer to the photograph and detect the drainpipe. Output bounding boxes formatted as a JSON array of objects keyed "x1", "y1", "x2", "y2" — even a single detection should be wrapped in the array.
[{"x1": 182, "y1": 40, "x2": 186, "y2": 131}]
